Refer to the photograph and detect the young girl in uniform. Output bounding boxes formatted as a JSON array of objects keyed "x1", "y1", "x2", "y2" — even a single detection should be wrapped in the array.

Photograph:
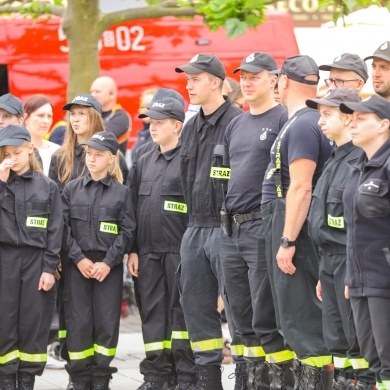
[
  {"x1": 61, "y1": 131, "x2": 136, "y2": 390},
  {"x1": 0, "y1": 124, "x2": 63, "y2": 390}
]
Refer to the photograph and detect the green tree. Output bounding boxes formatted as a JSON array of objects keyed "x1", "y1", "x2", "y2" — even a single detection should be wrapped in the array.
[{"x1": 0, "y1": 0, "x2": 387, "y2": 98}]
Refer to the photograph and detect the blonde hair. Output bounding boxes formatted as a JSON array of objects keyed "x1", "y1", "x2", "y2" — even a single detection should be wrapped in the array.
[
  {"x1": 0, "y1": 141, "x2": 42, "y2": 174},
  {"x1": 55, "y1": 107, "x2": 105, "y2": 183},
  {"x1": 108, "y1": 151, "x2": 123, "y2": 183}
]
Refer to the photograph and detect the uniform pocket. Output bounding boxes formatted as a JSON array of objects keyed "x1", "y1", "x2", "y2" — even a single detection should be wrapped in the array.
[
  {"x1": 98, "y1": 206, "x2": 122, "y2": 238},
  {"x1": 161, "y1": 181, "x2": 187, "y2": 216},
  {"x1": 326, "y1": 186, "x2": 345, "y2": 229},
  {"x1": 357, "y1": 179, "x2": 390, "y2": 218},
  {"x1": 69, "y1": 205, "x2": 89, "y2": 239}
]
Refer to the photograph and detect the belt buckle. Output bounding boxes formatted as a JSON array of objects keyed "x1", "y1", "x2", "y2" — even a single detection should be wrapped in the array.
[{"x1": 232, "y1": 214, "x2": 240, "y2": 224}]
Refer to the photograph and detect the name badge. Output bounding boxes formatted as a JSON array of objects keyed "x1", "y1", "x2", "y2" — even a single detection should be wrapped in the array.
[
  {"x1": 210, "y1": 167, "x2": 230, "y2": 179},
  {"x1": 327, "y1": 214, "x2": 344, "y2": 229},
  {"x1": 100, "y1": 222, "x2": 118, "y2": 234},
  {"x1": 164, "y1": 201, "x2": 187, "y2": 214},
  {"x1": 26, "y1": 217, "x2": 48, "y2": 229}
]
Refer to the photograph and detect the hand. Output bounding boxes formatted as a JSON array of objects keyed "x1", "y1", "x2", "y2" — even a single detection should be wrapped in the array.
[
  {"x1": 344, "y1": 285, "x2": 350, "y2": 299},
  {"x1": 127, "y1": 253, "x2": 139, "y2": 277},
  {"x1": 276, "y1": 246, "x2": 296, "y2": 275},
  {"x1": 90, "y1": 262, "x2": 110, "y2": 282},
  {"x1": 76, "y1": 258, "x2": 95, "y2": 278},
  {"x1": 0, "y1": 158, "x2": 15, "y2": 182},
  {"x1": 316, "y1": 280, "x2": 322, "y2": 301},
  {"x1": 38, "y1": 272, "x2": 55, "y2": 291}
]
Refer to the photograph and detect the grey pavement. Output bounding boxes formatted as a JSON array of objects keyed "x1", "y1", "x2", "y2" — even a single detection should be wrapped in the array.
[{"x1": 37, "y1": 312, "x2": 236, "y2": 390}]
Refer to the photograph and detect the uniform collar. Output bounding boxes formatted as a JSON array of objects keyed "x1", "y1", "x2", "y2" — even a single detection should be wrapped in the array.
[
  {"x1": 333, "y1": 141, "x2": 355, "y2": 159},
  {"x1": 75, "y1": 144, "x2": 86, "y2": 157},
  {"x1": 82, "y1": 173, "x2": 112, "y2": 187},
  {"x1": 196, "y1": 96, "x2": 232, "y2": 130},
  {"x1": 350, "y1": 139, "x2": 390, "y2": 170},
  {"x1": 154, "y1": 144, "x2": 181, "y2": 162},
  {"x1": 8, "y1": 168, "x2": 34, "y2": 183}
]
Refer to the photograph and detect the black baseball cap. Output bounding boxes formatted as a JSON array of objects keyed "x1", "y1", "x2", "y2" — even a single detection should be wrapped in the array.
[
  {"x1": 233, "y1": 52, "x2": 277, "y2": 74},
  {"x1": 319, "y1": 53, "x2": 368, "y2": 82},
  {"x1": 63, "y1": 93, "x2": 102, "y2": 114},
  {"x1": 270, "y1": 55, "x2": 319, "y2": 85},
  {"x1": 340, "y1": 95, "x2": 390, "y2": 120},
  {"x1": 365, "y1": 41, "x2": 390, "y2": 62},
  {"x1": 144, "y1": 88, "x2": 185, "y2": 109},
  {"x1": 138, "y1": 97, "x2": 185, "y2": 122},
  {"x1": 306, "y1": 88, "x2": 361, "y2": 110},
  {"x1": 0, "y1": 124, "x2": 31, "y2": 147},
  {"x1": 175, "y1": 54, "x2": 226, "y2": 80},
  {"x1": 84, "y1": 131, "x2": 119, "y2": 155},
  {"x1": 0, "y1": 93, "x2": 24, "y2": 116}
]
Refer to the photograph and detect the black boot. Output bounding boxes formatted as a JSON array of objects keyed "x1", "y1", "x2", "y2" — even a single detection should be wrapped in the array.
[
  {"x1": 167, "y1": 374, "x2": 177, "y2": 390},
  {"x1": 301, "y1": 364, "x2": 334, "y2": 390},
  {"x1": 17, "y1": 372, "x2": 35, "y2": 390},
  {"x1": 0, "y1": 374, "x2": 17, "y2": 390},
  {"x1": 177, "y1": 373, "x2": 197, "y2": 390},
  {"x1": 268, "y1": 360, "x2": 295, "y2": 390},
  {"x1": 228, "y1": 362, "x2": 247, "y2": 390},
  {"x1": 247, "y1": 361, "x2": 256, "y2": 390},
  {"x1": 137, "y1": 379, "x2": 168, "y2": 390},
  {"x1": 91, "y1": 378, "x2": 110, "y2": 390},
  {"x1": 345, "y1": 380, "x2": 377, "y2": 390},
  {"x1": 194, "y1": 365, "x2": 223, "y2": 390},
  {"x1": 72, "y1": 381, "x2": 91, "y2": 390},
  {"x1": 253, "y1": 360, "x2": 270, "y2": 390}
]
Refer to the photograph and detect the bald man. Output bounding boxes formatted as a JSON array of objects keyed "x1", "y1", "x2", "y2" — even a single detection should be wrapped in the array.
[{"x1": 91, "y1": 76, "x2": 131, "y2": 154}]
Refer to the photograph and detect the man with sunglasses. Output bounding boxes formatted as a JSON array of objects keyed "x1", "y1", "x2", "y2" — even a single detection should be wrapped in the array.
[{"x1": 319, "y1": 53, "x2": 368, "y2": 93}]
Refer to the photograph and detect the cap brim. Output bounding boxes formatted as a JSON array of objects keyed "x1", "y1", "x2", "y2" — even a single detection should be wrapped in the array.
[
  {"x1": 0, "y1": 138, "x2": 26, "y2": 147},
  {"x1": 139, "y1": 111, "x2": 171, "y2": 120},
  {"x1": 269, "y1": 69, "x2": 281, "y2": 75},
  {"x1": 83, "y1": 139, "x2": 109, "y2": 151},
  {"x1": 306, "y1": 98, "x2": 339, "y2": 110},
  {"x1": 0, "y1": 104, "x2": 18, "y2": 115},
  {"x1": 232, "y1": 65, "x2": 269, "y2": 74},
  {"x1": 175, "y1": 64, "x2": 203, "y2": 74},
  {"x1": 339, "y1": 102, "x2": 372, "y2": 114},
  {"x1": 63, "y1": 102, "x2": 93, "y2": 111},
  {"x1": 364, "y1": 54, "x2": 390, "y2": 62}
]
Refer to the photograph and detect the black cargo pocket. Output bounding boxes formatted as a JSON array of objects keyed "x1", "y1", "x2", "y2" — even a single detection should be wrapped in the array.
[
  {"x1": 161, "y1": 181, "x2": 187, "y2": 217},
  {"x1": 69, "y1": 205, "x2": 89, "y2": 238},
  {"x1": 98, "y1": 207, "x2": 121, "y2": 242},
  {"x1": 25, "y1": 201, "x2": 50, "y2": 240},
  {"x1": 1, "y1": 196, "x2": 15, "y2": 227},
  {"x1": 357, "y1": 179, "x2": 390, "y2": 218},
  {"x1": 326, "y1": 187, "x2": 345, "y2": 229},
  {"x1": 180, "y1": 146, "x2": 197, "y2": 182}
]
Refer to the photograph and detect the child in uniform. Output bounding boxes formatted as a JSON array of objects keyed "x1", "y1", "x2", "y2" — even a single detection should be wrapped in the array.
[
  {"x1": 61, "y1": 131, "x2": 136, "y2": 390},
  {"x1": 128, "y1": 97, "x2": 196, "y2": 390},
  {"x1": 0, "y1": 124, "x2": 63, "y2": 390}
]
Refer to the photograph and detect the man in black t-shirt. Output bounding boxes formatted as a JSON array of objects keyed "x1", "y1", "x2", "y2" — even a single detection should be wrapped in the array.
[
  {"x1": 220, "y1": 52, "x2": 292, "y2": 390},
  {"x1": 261, "y1": 55, "x2": 334, "y2": 389}
]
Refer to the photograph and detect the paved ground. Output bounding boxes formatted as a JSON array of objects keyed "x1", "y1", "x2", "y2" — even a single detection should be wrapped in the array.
[{"x1": 37, "y1": 310, "x2": 236, "y2": 389}]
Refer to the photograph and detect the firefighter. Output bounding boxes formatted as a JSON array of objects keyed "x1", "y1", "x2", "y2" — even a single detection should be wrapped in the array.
[
  {"x1": 128, "y1": 97, "x2": 197, "y2": 390},
  {"x1": 0, "y1": 124, "x2": 63, "y2": 390},
  {"x1": 61, "y1": 131, "x2": 136, "y2": 390}
]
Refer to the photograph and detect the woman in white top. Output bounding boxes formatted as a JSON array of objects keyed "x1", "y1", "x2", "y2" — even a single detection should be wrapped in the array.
[{"x1": 24, "y1": 95, "x2": 60, "y2": 175}]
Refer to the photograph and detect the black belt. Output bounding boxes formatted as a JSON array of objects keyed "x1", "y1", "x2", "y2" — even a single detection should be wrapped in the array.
[{"x1": 230, "y1": 210, "x2": 262, "y2": 224}]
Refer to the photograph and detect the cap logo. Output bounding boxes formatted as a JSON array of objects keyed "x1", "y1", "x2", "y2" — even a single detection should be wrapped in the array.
[
  {"x1": 73, "y1": 95, "x2": 88, "y2": 103},
  {"x1": 380, "y1": 42, "x2": 389, "y2": 51},
  {"x1": 92, "y1": 134, "x2": 105, "y2": 141},
  {"x1": 334, "y1": 55, "x2": 341, "y2": 62},
  {"x1": 190, "y1": 54, "x2": 199, "y2": 63},
  {"x1": 246, "y1": 53, "x2": 255, "y2": 63},
  {"x1": 152, "y1": 102, "x2": 165, "y2": 108}
]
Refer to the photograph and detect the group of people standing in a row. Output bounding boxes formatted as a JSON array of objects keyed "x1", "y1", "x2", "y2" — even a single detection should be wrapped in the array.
[{"x1": 1, "y1": 38, "x2": 390, "y2": 390}]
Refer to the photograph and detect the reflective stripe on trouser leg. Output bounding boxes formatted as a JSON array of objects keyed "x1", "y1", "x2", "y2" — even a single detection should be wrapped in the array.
[{"x1": 266, "y1": 350, "x2": 295, "y2": 364}]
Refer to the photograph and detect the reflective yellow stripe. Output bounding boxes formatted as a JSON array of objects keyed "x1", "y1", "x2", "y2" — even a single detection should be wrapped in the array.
[
  {"x1": 19, "y1": 352, "x2": 47, "y2": 363},
  {"x1": 172, "y1": 331, "x2": 189, "y2": 340},
  {"x1": 68, "y1": 347, "x2": 94, "y2": 360},
  {"x1": 191, "y1": 338, "x2": 223, "y2": 352},
  {"x1": 94, "y1": 344, "x2": 116, "y2": 357},
  {"x1": 349, "y1": 357, "x2": 369, "y2": 370},
  {"x1": 58, "y1": 330, "x2": 67, "y2": 339},
  {"x1": 144, "y1": 340, "x2": 172, "y2": 353},
  {"x1": 230, "y1": 344, "x2": 244, "y2": 357},
  {"x1": 99, "y1": 222, "x2": 118, "y2": 234},
  {"x1": 244, "y1": 346, "x2": 265, "y2": 358},
  {"x1": 26, "y1": 217, "x2": 48, "y2": 229},
  {"x1": 299, "y1": 356, "x2": 333, "y2": 368},
  {"x1": 210, "y1": 167, "x2": 230, "y2": 179},
  {"x1": 0, "y1": 350, "x2": 19, "y2": 364},
  {"x1": 327, "y1": 215, "x2": 344, "y2": 229},
  {"x1": 382, "y1": 381, "x2": 390, "y2": 390},
  {"x1": 333, "y1": 356, "x2": 352, "y2": 369},
  {"x1": 377, "y1": 382, "x2": 386, "y2": 390},
  {"x1": 164, "y1": 201, "x2": 187, "y2": 214},
  {"x1": 266, "y1": 349, "x2": 295, "y2": 363}
]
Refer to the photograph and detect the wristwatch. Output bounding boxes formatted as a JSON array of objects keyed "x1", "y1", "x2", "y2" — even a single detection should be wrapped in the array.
[{"x1": 280, "y1": 236, "x2": 296, "y2": 248}]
